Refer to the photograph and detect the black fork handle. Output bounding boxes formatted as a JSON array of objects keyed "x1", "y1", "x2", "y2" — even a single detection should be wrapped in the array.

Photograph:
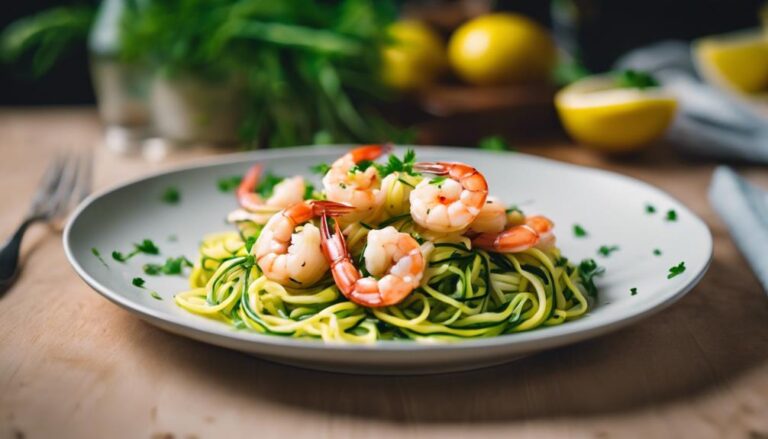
[{"x1": 0, "y1": 216, "x2": 42, "y2": 294}]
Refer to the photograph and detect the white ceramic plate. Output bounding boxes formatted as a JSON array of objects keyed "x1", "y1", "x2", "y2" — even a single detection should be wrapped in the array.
[{"x1": 64, "y1": 146, "x2": 712, "y2": 374}]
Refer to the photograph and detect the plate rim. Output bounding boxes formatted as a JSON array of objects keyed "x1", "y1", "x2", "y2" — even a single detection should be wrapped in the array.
[{"x1": 63, "y1": 145, "x2": 713, "y2": 355}]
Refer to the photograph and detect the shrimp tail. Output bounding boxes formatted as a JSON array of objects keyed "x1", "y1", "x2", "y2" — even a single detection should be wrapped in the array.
[
  {"x1": 472, "y1": 216, "x2": 555, "y2": 253},
  {"x1": 349, "y1": 144, "x2": 392, "y2": 163},
  {"x1": 236, "y1": 163, "x2": 265, "y2": 211},
  {"x1": 413, "y1": 162, "x2": 449, "y2": 175},
  {"x1": 309, "y1": 200, "x2": 355, "y2": 217},
  {"x1": 319, "y1": 215, "x2": 361, "y2": 298}
]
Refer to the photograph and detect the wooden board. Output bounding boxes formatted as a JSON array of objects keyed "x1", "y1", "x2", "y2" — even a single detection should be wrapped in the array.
[{"x1": 1, "y1": 108, "x2": 768, "y2": 439}]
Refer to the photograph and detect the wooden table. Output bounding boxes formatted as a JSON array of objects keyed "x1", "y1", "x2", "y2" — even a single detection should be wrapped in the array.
[{"x1": 2, "y1": 108, "x2": 768, "y2": 439}]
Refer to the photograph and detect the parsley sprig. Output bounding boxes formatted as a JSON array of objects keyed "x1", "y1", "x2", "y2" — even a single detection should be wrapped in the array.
[
  {"x1": 577, "y1": 258, "x2": 604, "y2": 298},
  {"x1": 161, "y1": 187, "x2": 180, "y2": 204},
  {"x1": 667, "y1": 262, "x2": 686, "y2": 279},
  {"x1": 597, "y1": 245, "x2": 619, "y2": 257},
  {"x1": 573, "y1": 224, "x2": 588, "y2": 238},
  {"x1": 143, "y1": 256, "x2": 193, "y2": 276},
  {"x1": 112, "y1": 239, "x2": 160, "y2": 262},
  {"x1": 376, "y1": 149, "x2": 417, "y2": 177}
]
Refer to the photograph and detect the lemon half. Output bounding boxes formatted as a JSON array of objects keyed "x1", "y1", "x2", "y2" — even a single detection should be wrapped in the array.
[
  {"x1": 693, "y1": 29, "x2": 768, "y2": 96},
  {"x1": 555, "y1": 76, "x2": 677, "y2": 152},
  {"x1": 381, "y1": 20, "x2": 446, "y2": 91}
]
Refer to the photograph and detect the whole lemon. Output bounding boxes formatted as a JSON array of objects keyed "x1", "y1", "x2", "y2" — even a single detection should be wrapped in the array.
[
  {"x1": 381, "y1": 20, "x2": 446, "y2": 91},
  {"x1": 448, "y1": 13, "x2": 556, "y2": 86}
]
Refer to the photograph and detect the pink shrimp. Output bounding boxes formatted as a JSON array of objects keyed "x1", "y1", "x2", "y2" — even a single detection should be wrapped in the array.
[
  {"x1": 471, "y1": 215, "x2": 555, "y2": 253},
  {"x1": 236, "y1": 163, "x2": 306, "y2": 212},
  {"x1": 319, "y1": 216, "x2": 425, "y2": 308},
  {"x1": 255, "y1": 200, "x2": 354, "y2": 287},
  {"x1": 410, "y1": 161, "x2": 489, "y2": 233},
  {"x1": 322, "y1": 144, "x2": 392, "y2": 219}
]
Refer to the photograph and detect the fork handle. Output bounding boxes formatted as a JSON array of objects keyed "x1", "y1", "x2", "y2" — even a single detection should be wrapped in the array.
[{"x1": 0, "y1": 216, "x2": 42, "y2": 294}]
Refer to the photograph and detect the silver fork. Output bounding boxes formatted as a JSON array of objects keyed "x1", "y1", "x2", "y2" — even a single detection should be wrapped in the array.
[{"x1": 0, "y1": 151, "x2": 92, "y2": 294}]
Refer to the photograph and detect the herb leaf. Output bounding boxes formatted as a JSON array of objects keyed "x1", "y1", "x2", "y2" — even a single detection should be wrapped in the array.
[
  {"x1": 630, "y1": 287, "x2": 638, "y2": 296},
  {"x1": 217, "y1": 176, "x2": 242, "y2": 192},
  {"x1": 615, "y1": 69, "x2": 659, "y2": 89},
  {"x1": 666, "y1": 209, "x2": 678, "y2": 222},
  {"x1": 376, "y1": 148, "x2": 417, "y2": 177},
  {"x1": 135, "y1": 239, "x2": 159, "y2": 255},
  {"x1": 428, "y1": 176, "x2": 447, "y2": 186},
  {"x1": 478, "y1": 136, "x2": 510, "y2": 151},
  {"x1": 667, "y1": 262, "x2": 686, "y2": 279},
  {"x1": 150, "y1": 291, "x2": 163, "y2": 301},
  {"x1": 256, "y1": 172, "x2": 284, "y2": 199},
  {"x1": 597, "y1": 245, "x2": 619, "y2": 257},
  {"x1": 573, "y1": 224, "x2": 588, "y2": 238},
  {"x1": 161, "y1": 186, "x2": 180, "y2": 204},
  {"x1": 132, "y1": 277, "x2": 146, "y2": 288},
  {"x1": 143, "y1": 256, "x2": 192, "y2": 276},
  {"x1": 91, "y1": 247, "x2": 108, "y2": 268},
  {"x1": 310, "y1": 163, "x2": 331, "y2": 176},
  {"x1": 577, "y1": 258, "x2": 604, "y2": 298},
  {"x1": 303, "y1": 183, "x2": 315, "y2": 200},
  {"x1": 645, "y1": 203, "x2": 656, "y2": 214},
  {"x1": 245, "y1": 236, "x2": 256, "y2": 253},
  {"x1": 349, "y1": 160, "x2": 374, "y2": 174},
  {"x1": 653, "y1": 248, "x2": 662, "y2": 256}
]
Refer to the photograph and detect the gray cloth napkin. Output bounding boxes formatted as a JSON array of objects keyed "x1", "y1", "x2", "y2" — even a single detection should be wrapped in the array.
[
  {"x1": 709, "y1": 166, "x2": 768, "y2": 292},
  {"x1": 614, "y1": 41, "x2": 768, "y2": 163}
]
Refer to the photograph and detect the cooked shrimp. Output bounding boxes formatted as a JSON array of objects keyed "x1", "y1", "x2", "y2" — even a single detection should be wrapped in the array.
[
  {"x1": 255, "y1": 200, "x2": 353, "y2": 287},
  {"x1": 467, "y1": 196, "x2": 507, "y2": 235},
  {"x1": 322, "y1": 144, "x2": 391, "y2": 219},
  {"x1": 320, "y1": 218, "x2": 425, "y2": 307},
  {"x1": 472, "y1": 215, "x2": 555, "y2": 253},
  {"x1": 409, "y1": 162, "x2": 488, "y2": 233},
  {"x1": 237, "y1": 163, "x2": 306, "y2": 212}
]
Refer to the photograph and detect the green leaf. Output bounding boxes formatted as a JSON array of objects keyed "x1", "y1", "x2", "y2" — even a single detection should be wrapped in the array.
[
  {"x1": 615, "y1": 69, "x2": 659, "y2": 90},
  {"x1": 135, "y1": 239, "x2": 159, "y2": 255},
  {"x1": 645, "y1": 203, "x2": 656, "y2": 214},
  {"x1": 256, "y1": 172, "x2": 284, "y2": 199},
  {"x1": 573, "y1": 224, "x2": 588, "y2": 238},
  {"x1": 577, "y1": 258, "x2": 604, "y2": 298},
  {"x1": 653, "y1": 248, "x2": 662, "y2": 256},
  {"x1": 665, "y1": 209, "x2": 678, "y2": 222},
  {"x1": 597, "y1": 245, "x2": 619, "y2": 257},
  {"x1": 303, "y1": 183, "x2": 315, "y2": 200},
  {"x1": 310, "y1": 163, "x2": 331, "y2": 176},
  {"x1": 217, "y1": 176, "x2": 242, "y2": 192},
  {"x1": 132, "y1": 277, "x2": 146, "y2": 288},
  {"x1": 667, "y1": 261, "x2": 686, "y2": 279},
  {"x1": 429, "y1": 176, "x2": 447, "y2": 186},
  {"x1": 630, "y1": 287, "x2": 638, "y2": 296},
  {"x1": 377, "y1": 148, "x2": 417, "y2": 177},
  {"x1": 245, "y1": 236, "x2": 256, "y2": 253},
  {"x1": 161, "y1": 186, "x2": 181, "y2": 204}
]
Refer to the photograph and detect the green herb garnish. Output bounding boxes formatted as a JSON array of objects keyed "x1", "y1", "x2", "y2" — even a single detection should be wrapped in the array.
[
  {"x1": 615, "y1": 69, "x2": 659, "y2": 90},
  {"x1": 245, "y1": 236, "x2": 256, "y2": 253},
  {"x1": 573, "y1": 224, "x2": 588, "y2": 238},
  {"x1": 303, "y1": 183, "x2": 315, "y2": 200},
  {"x1": 150, "y1": 291, "x2": 163, "y2": 301},
  {"x1": 653, "y1": 248, "x2": 662, "y2": 256},
  {"x1": 161, "y1": 186, "x2": 180, "y2": 204},
  {"x1": 667, "y1": 262, "x2": 686, "y2": 279},
  {"x1": 91, "y1": 247, "x2": 108, "y2": 268},
  {"x1": 349, "y1": 160, "x2": 374, "y2": 173},
  {"x1": 428, "y1": 176, "x2": 447, "y2": 186},
  {"x1": 376, "y1": 149, "x2": 417, "y2": 177},
  {"x1": 666, "y1": 209, "x2": 677, "y2": 222},
  {"x1": 645, "y1": 203, "x2": 656, "y2": 214},
  {"x1": 577, "y1": 258, "x2": 604, "y2": 298},
  {"x1": 597, "y1": 245, "x2": 619, "y2": 257},
  {"x1": 132, "y1": 277, "x2": 146, "y2": 288},
  {"x1": 505, "y1": 206, "x2": 524, "y2": 215},
  {"x1": 478, "y1": 135, "x2": 511, "y2": 151},
  {"x1": 630, "y1": 287, "x2": 638, "y2": 296},
  {"x1": 112, "y1": 239, "x2": 160, "y2": 262},
  {"x1": 256, "y1": 172, "x2": 284, "y2": 199},
  {"x1": 310, "y1": 163, "x2": 331, "y2": 176},
  {"x1": 143, "y1": 256, "x2": 192, "y2": 276},
  {"x1": 217, "y1": 176, "x2": 242, "y2": 192}
]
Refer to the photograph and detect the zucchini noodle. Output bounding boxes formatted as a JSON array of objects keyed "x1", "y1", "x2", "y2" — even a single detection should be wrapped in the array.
[{"x1": 175, "y1": 151, "x2": 599, "y2": 344}]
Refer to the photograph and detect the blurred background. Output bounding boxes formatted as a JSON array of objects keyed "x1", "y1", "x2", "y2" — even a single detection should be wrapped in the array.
[{"x1": 2, "y1": 0, "x2": 767, "y2": 156}]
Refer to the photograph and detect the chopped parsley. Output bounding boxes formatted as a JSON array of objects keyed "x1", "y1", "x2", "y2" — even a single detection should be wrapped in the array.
[
  {"x1": 577, "y1": 258, "x2": 604, "y2": 298},
  {"x1": 666, "y1": 209, "x2": 678, "y2": 222},
  {"x1": 615, "y1": 69, "x2": 659, "y2": 90},
  {"x1": 255, "y1": 172, "x2": 284, "y2": 199},
  {"x1": 555, "y1": 256, "x2": 569, "y2": 267},
  {"x1": 217, "y1": 176, "x2": 242, "y2": 192},
  {"x1": 245, "y1": 236, "x2": 256, "y2": 253},
  {"x1": 667, "y1": 261, "x2": 686, "y2": 279},
  {"x1": 349, "y1": 160, "x2": 374, "y2": 173},
  {"x1": 597, "y1": 245, "x2": 619, "y2": 257},
  {"x1": 645, "y1": 203, "x2": 656, "y2": 214},
  {"x1": 91, "y1": 248, "x2": 109, "y2": 268},
  {"x1": 160, "y1": 186, "x2": 180, "y2": 204},
  {"x1": 303, "y1": 183, "x2": 315, "y2": 200},
  {"x1": 376, "y1": 149, "x2": 417, "y2": 177},
  {"x1": 310, "y1": 163, "x2": 331, "y2": 175},
  {"x1": 429, "y1": 176, "x2": 448, "y2": 186},
  {"x1": 630, "y1": 287, "x2": 638, "y2": 296},
  {"x1": 478, "y1": 135, "x2": 511, "y2": 151},
  {"x1": 573, "y1": 224, "x2": 588, "y2": 238},
  {"x1": 142, "y1": 256, "x2": 192, "y2": 276},
  {"x1": 131, "y1": 277, "x2": 146, "y2": 288},
  {"x1": 150, "y1": 291, "x2": 163, "y2": 301},
  {"x1": 112, "y1": 239, "x2": 160, "y2": 262},
  {"x1": 653, "y1": 248, "x2": 662, "y2": 256}
]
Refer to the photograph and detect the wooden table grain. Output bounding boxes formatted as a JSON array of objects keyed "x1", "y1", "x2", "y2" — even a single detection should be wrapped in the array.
[{"x1": 1, "y1": 108, "x2": 768, "y2": 439}]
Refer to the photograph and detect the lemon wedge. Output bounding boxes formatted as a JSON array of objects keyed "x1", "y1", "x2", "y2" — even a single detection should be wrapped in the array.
[
  {"x1": 693, "y1": 30, "x2": 768, "y2": 96},
  {"x1": 555, "y1": 76, "x2": 677, "y2": 152}
]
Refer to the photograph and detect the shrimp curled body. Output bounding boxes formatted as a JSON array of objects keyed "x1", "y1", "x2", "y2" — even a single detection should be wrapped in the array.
[
  {"x1": 322, "y1": 144, "x2": 391, "y2": 220},
  {"x1": 255, "y1": 200, "x2": 353, "y2": 287},
  {"x1": 472, "y1": 215, "x2": 555, "y2": 253},
  {"x1": 320, "y1": 217, "x2": 425, "y2": 308},
  {"x1": 409, "y1": 162, "x2": 489, "y2": 233}
]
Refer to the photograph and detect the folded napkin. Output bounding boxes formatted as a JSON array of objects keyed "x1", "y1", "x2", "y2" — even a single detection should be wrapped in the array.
[
  {"x1": 709, "y1": 166, "x2": 768, "y2": 292},
  {"x1": 614, "y1": 41, "x2": 768, "y2": 163}
]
